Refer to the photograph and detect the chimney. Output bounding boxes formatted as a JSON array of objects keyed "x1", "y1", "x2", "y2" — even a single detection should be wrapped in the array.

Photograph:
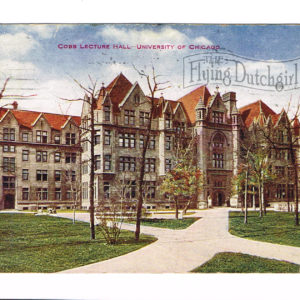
[
  {"x1": 99, "y1": 82, "x2": 106, "y2": 97},
  {"x1": 12, "y1": 101, "x2": 18, "y2": 110}
]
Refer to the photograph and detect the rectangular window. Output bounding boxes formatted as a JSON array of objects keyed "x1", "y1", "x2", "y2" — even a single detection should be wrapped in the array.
[
  {"x1": 213, "y1": 153, "x2": 224, "y2": 168},
  {"x1": 55, "y1": 188, "x2": 61, "y2": 200},
  {"x1": 22, "y1": 132, "x2": 29, "y2": 142},
  {"x1": 94, "y1": 131, "x2": 101, "y2": 145},
  {"x1": 54, "y1": 135, "x2": 61, "y2": 144},
  {"x1": 119, "y1": 156, "x2": 136, "y2": 172},
  {"x1": 165, "y1": 159, "x2": 172, "y2": 173},
  {"x1": 288, "y1": 184, "x2": 294, "y2": 199},
  {"x1": 82, "y1": 182, "x2": 88, "y2": 199},
  {"x1": 3, "y1": 176, "x2": 15, "y2": 189},
  {"x1": 119, "y1": 133, "x2": 136, "y2": 148},
  {"x1": 36, "y1": 131, "x2": 48, "y2": 143},
  {"x1": 36, "y1": 151, "x2": 47, "y2": 162},
  {"x1": 104, "y1": 154, "x2": 112, "y2": 171},
  {"x1": 54, "y1": 170, "x2": 61, "y2": 181},
  {"x1": 124, "y1": 110, "x2": 135, "y2": 125},
  {"x1": 3, "y1": 128, "x2": 15, "y2": 141},
  {"x1": 276, "y1": 184, "x2": 285, "y2": 199},
  {"x1": 82, "y1": 162, "x2": 88, "y2": 175},
  {"x1": 275, "y1": 166, "x2": 285, "y2": 177},
  {"x1": 22, "y1": 169, "x2": 29, "y2": 180},
  {"x1": 139, "y1": 111, "x2": 150, "y2": 126},
  {"x1": 36, "y1": 170, "x2": 48, "y2": 181},
  {"x1": 144, "y1": 181, "x2": 156, "y2": 199},
  {"x1": 104, "y1": 130, "x2": 111, "y2": 145},
  {"x1": 22, "y1": 188, "x2": 29, "y2": 200},
  {"x1": 104, "y1": 182, "x2": 110, "y2": 199},
  {"x1": 95, "y1": 155, "x2": 101, "y2": 170},
  {"x1": 22, "y1": 150, "x2": 29, "y2": 161},
  {"x1": 145, "y1": 158, "x2": 156, "y2": 173},
  {"x1": 149, "y1": 136, "x2": 155, "y2": 150},
  {"x1": 66, "y1": 153, "x2": 76, "y2": 163},
  {"x1": 66, "y1": 133, "x2": 76, "y2": 145},
  {"x1": 37, "y1": 188, "x2": 48, "y2": 200},
  {"x1": 165, "y1": 136, "x2": 172, "y2": 150},
  {"x1": 165, "y1": 113, "x2": 172, "y2": 129},
  {"x1": 3, "y1": 157, "x2": 15, "y2": 172},
  {"x1": 66, "y1": 170, "x2": 76, "y2": 182},
  {"x1": 212, "y1": 112, "x2": 224, "y2": 124},
  {"x1": 104, "y1": 106, "x2": 111, "y2": 121},
  {"x1": 54, "y1": 152, "x2": 61, "y2": 163},
  {"x1": 3, "y1": 145, "x2": 15, "y2": 152}
]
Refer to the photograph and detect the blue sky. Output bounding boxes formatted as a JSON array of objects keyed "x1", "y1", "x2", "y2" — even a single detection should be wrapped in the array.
[{"x1": 1, "y1": 24, "x2": 300, "y2": 115}]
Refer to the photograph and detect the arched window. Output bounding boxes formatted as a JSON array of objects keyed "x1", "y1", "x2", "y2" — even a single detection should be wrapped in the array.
[{"x1": 212, "y1": 132, "x2": 225, "y2": 148}]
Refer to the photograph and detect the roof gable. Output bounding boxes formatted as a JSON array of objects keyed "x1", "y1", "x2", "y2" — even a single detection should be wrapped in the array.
[
  {"x1": 178, "y1": 85, "x2": 211, "y2": 124},
  {"x1": 98, "y1": 73, "x2": 133, "y2": 113},
  {"x1": 239, "y1": 100, "x2": 276, "y2": 128}
]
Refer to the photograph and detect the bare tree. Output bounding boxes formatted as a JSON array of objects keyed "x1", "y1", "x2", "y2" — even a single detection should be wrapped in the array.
[
  {"x1": 61, "y1": 76, "x2": 99, "y2": 239},
  {"x1": 133, "y1": 66, "x2": 171, "y2": 241}
]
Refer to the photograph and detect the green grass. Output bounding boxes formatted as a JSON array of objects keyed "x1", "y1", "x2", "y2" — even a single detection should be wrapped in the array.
[
  {"x1": 127, "y1": 217, "x2": 200, "y2": 229},
  {"x1": 0, "y1": 213, "x2": 156, "y2": 273},
  {"x1": 191, "y1": 252, "x2": 300, "y2": 273},
  {"x1": 229, "y1": 211, "x2": 300, "y2": 247}
]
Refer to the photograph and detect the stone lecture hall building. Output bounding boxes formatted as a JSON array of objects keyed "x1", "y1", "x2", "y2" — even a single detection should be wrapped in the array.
[{"x1": 0, "y1": 73, "x2": 298, "y2": 210}]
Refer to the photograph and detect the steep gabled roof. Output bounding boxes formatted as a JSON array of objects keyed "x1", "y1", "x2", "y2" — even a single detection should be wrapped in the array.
[
  {"x1": 239, "y1": 100, "x2": 276, "y2": 128},
  {"x1": 178, "y1": 86, "x2": 211, "y2": 124},
  {"x1": 97, "y1": 73, "x2": 133, "y2": 113},
  {"x1": 0, "y1": 107, "x2": 80, "y2": 130}
]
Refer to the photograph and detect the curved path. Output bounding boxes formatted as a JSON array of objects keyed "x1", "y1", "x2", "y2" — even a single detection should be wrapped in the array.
[{"x1": 59, "y1": 208, "x2": 300, "y2": 273}]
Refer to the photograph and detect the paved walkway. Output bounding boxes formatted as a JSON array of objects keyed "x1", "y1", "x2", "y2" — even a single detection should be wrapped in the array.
[{"x1": 58, "y1": 209, "x2": 300, "y2": 273}]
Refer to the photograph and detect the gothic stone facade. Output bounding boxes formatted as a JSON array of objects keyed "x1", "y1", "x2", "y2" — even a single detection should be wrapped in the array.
[
  {"x1": 0, "y1": 103, "x2": 81, "y2": 210},
  {"x1": 80, "y1": 73, "x2": 242, "y2": 210}
]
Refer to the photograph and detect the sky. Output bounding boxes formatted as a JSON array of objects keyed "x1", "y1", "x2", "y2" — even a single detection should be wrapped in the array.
[{"x1": 1, "y1": 24, "x2": 300, "y2": 116}]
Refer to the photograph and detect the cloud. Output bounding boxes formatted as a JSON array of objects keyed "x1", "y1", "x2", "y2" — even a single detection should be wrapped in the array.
[
  {"x1": 12, "y1": 24, "x2": 74, "y2": 39},
  {"x1": 194, "y1": 36, "x2": 213, "y2": 44},
  {"x1": 0, "y1": 32, "x2": 39, "y2": 58},
  {"x1": 99, "y1": 26, "x2": 188, "y2": 45}
]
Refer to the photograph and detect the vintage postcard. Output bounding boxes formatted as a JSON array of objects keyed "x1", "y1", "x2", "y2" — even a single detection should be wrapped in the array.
[{"x1": 1, "y1": 23, "x2": 300, "y2": 298}]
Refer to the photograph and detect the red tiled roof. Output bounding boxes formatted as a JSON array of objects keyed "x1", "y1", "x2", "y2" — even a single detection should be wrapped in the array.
[
  {"x1": 178, "y1": 86, "x2": 211, "y2": 124},
  {"x1": 0, "y1": 107, "x2": 81, "y2": 130},
  {"x1": 97, "y1": 73, "x2": 133, "y2": 113},
  {"x1": 293, "y1": 117, "x2": 300, "y2": 136},
  {"x1": 239, "y1": 100, "x2": 276, "y2": 128}
]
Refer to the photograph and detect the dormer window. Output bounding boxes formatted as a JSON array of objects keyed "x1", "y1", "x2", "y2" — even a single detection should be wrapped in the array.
[
  {"x1": 212, "y1": 112, "x2": 224, "y2": 124},
  {"x1": 54, "y1": 135, "x2": 61, "y2": 144},
  {"x1": 36, "y1": 130, "x2": 48, "y2": 143},
  {"x1": 66, "y1": 133, "x2": 76, "y2": 145},
  {"x1": 165, "y1": 113, "x2": 172, "y2": 129},
  {"x1": 124, "y1": 110, "x2": 135, "y2": 125},
  {"x1": 104, "y1": 106, "x2": 111, "y2": 121}
]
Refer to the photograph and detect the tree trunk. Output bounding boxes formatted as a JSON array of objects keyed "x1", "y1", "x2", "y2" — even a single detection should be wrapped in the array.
[
  {"x1": 244, "y1": 168, "x2": 248, "y2": 224},
  {"x1": 89, "y1": 96, "x2": 95, "y2": 240},
  {"x1": 252, "y1": 186, "x2": 256, "y2": 210},
  {"x1": 183, "y1": 199, "x2": 191, "y2": 215},
  {"x1": 175, "y1": 197, "x2": 179, "y2": 219},
  {"x1": 262, "y1": 179, "x2": 266, "y2": 215},
  {"x1": 135, "y1": 98, "x2": 155, "y2": 240},
  {"x1": 259, "y1": 182, "x2": 263, "y2": 218}
]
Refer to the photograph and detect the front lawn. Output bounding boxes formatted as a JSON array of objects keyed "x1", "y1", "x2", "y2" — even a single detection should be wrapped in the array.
[
  {"x1": 191, "y1": 252, "x2": 300, "y2": 273},
  {"x1": 127, "y1": 217, "x2": 200, "y2": 229},
  {"x1": 0, "y1": 213, "x2": 156, "y2": 273},
  {"x1": 229, "y1": 211, "x2": 300, "y2": 247}
]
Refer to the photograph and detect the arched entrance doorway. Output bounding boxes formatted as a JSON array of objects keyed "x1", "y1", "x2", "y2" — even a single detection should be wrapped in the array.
[
  {"x1": 213, "y1": 191, "x2": 225, "y2": 206},
  {"x1": 4, "y1": 194, "x2": 15, "y2": 209}
]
